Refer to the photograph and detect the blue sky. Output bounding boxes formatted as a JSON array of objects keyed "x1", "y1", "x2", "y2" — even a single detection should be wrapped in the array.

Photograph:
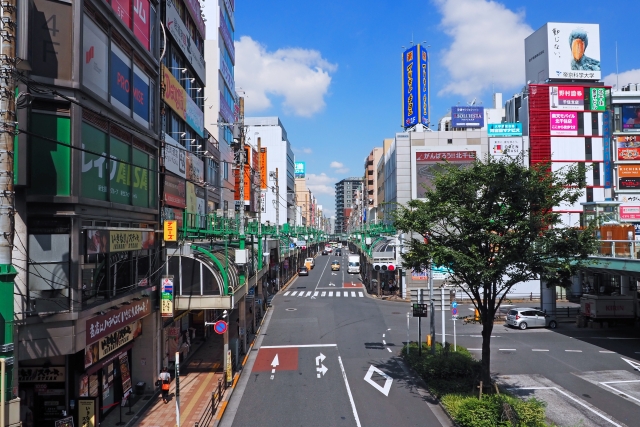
[{"x1": 203, "y1": 0, "x2": 640, "y2": 218}]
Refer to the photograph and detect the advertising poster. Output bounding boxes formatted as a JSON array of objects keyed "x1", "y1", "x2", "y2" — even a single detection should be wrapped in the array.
[
  {"x1": 119, "y1": 353, "x2": 132, "y2": 399},
  {"x1": 82, "y1": 15, "x2": 109, "y2": 99},
  {"x1": 616, "y1": 135, "x2": 640, "y2": 161},
  {"x1": 86, "y1": 230, "x2": 108, "y2": 255},
  {"x1": 79, "y1": 399, "x2": 96, "y2": 427},
  {"x1": 164, "y1": 135, "x2": 187, "y2": 178},
  {"x1": 620, "y1": 206, "x2": 640, "y2": 221},
  {"x1": 161, "y1": 276, "x2": 174, "y2": 318},
  {"x1": 162, "y1": 65, "x2": 187, "y2": 119},
  {"x1": 487, "y1": 123, "x2": 522, "y2": 136},
  {"x1": 133, "y1": 65, "x2": 150, "y2": 124},
  {"x1": 490, "y1": 138, "x2": 523, "y2": 159},
  {"x1": 418, "y1": 45, "x2": 429, "y2": 126},
  {"x1": 55, "y1": 416, "x2": 74, "y2": 427},
  {"x1": 186, "y1": 182, "x2": 197, "y2": 213},
  {"x1": 186, "y1": 96, "x2": 204, "y2": 137},
  {"x1": 187, "y1": 152, "x2": 205, "y2": 183},
  {"x1": 414, "y1": 151, "x2": 477, "y2": 198},
  {"x1": 550, "y1": 111, "x2": 578, "y2": 135},
  {"x1": 110, "y1": 44, "x2": 132, "y2": 113},
  {"x1": 259, "y1": 148, "x2": 268, "y2": 189},
  {"x1": 451, "y1": 106, "x2": 484, "y2": 128},
  {"x1": 196, "y1": 185, "x2": 206, "y2": 216},
  {"x1": 410, "y1": 268, "x2": 429, "y2": 281},
  {"x1": 549, "y1": 86, "x2": 584, "y2": 110},
  {"x1": 622, "y1": 105, "x2": 640, "y2": 131},
  {"x1": 402, "y1": 45, "x2": 419, "y2": 128},
  {"x1": 132, "y1": 0, "x2": 150, "y2": 50},
  {"x1": 295, "y1": 162, "x2": 305, "y2": 178},
  {"x1": 80, "y1": 374, "x2": 89, "y2": 397},
  {"x1": 164, "y1": 175, "x2": 186, "y2": 208},
  {"x1": 166, "y1": 0, "x2": 206, "y2": 81}
]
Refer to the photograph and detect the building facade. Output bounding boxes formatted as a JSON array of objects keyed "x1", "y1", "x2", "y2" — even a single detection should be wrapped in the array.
[
  {"x1": 334, "y1": 178, "x2": 363, "y2": 233},
  {"x1": 364, "y1": 147, "x2": 383, "y2": 223}
]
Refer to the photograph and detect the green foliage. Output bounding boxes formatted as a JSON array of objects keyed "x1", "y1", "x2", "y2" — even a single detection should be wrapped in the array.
[{"x1": 443, "y1": 394, "x2": 546, "y2": 427}]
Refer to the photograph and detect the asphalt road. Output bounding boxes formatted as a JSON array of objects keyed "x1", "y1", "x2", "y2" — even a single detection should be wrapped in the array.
[{"x1": 221, "y1": 251, "x2": 451, "y2": 427}]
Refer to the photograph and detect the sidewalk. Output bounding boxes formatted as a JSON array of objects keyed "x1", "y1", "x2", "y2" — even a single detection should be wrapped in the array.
[{"x1": 101, "y1": 334, "x2": 225, "y2": 427}]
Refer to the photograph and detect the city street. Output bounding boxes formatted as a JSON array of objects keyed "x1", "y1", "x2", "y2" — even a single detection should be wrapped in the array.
[{"x1": 220, "y1": 252, "x2": 451, "y2": 427}]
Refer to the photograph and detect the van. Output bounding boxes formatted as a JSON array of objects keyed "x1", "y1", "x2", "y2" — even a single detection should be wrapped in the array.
[{"x1": 347, "y1": 255, "x2": 360, "y2": 274}]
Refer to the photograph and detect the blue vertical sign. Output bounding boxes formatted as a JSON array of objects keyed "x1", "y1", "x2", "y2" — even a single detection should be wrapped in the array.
[
  {"x1": 419, "y1": 45, "x2": 429, "y2": 126},
  {"x1": 602, "y1": 110, "x2": 612, "y2": 192},
  {"x1": 403, "y1": 45, "x2": 419, "y2": 128}
]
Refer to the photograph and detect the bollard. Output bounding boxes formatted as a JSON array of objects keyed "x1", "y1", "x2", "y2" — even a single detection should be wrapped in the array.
[
  {"x1": 426, "y1": 334, "x2": 432, "y2": 347},
  {"x1": 474, "y1": 309, "x2": 480, "y2": 321}
]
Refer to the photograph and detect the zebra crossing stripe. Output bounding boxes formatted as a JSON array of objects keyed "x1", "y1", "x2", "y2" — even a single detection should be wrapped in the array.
[
  {"x1": 358, "y1": 292, "x2": 364, "y2": 297},
  {"x1": 329, "y1": 291, "x2": 334, "y2": 297},
  {"x1": 336, "y1": 291, "x2": 341, "y2": 297},
  {"x1": 284, "y1": 291, "x2": 291, "y2": 296},
  {"x1": 351, "y1": 292, "x2": 356, "y2": 297},
  {"x1": 291, "y1": 291, "x2": 297, "y2": 296},
  {"x1": 298, "y1": 291, "x2": 306, "y2": 297},
  {"x1": 313, "y1": 291, "x2": 319, "y2": 297},
  {"x1": 305, "y1": 291, "x2": 312, "y2": 297},
  {"x1": 321, "y1": 291, "x2": 326, "y2": 297}
]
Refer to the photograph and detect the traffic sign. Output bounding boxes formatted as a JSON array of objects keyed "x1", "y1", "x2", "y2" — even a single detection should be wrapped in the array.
[
  {"x1": 451, "y1": 301, "x2": 458, "y2": 308},
  {"x1": 412, "y1": 303, "x2": 428, "y2": 318},
  {"x1": 452, "y1": 308, "x2": 458, "y2": 316},
  {"x1": 214, "y1": 320, "x2": 228, "y2": 334}
]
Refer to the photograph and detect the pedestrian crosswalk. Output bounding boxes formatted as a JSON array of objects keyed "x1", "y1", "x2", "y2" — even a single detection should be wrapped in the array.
[{"x1": 284, "y1": 290, "x2": 365, "y2": 298}]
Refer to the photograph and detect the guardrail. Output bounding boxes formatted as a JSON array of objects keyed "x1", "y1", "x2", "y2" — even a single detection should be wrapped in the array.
[
  {"x1": 194, "y1": 378, "x2": 225, "y2": 427},
  {"x1": 593, "y1": 239, "x2": 639, "y2": 259}
]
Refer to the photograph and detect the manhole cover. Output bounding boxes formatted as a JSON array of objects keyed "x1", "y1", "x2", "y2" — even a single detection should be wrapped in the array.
[
  {"x1": 392, "y1": 312, "x2": 401, "y2": 314},
  {"x1": 286, "y1": 308, "x2": 297, "y2": 311}
]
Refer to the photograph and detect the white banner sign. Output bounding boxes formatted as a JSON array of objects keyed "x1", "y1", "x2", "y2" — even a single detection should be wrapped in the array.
[
  {"x1": 166, "y1": 0, "x2": 206, "y2": 82},
  {"x1": 490, "y1": 137, "x2": 523, "y2": 158},
  {"x1": 164, "y1": 135, "x2": 186, "y2": 178}
]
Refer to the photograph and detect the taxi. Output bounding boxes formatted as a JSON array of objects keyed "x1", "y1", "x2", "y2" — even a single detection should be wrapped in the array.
[{"x1": 331, "y1": 261, "x2": 340, "y2": 271}]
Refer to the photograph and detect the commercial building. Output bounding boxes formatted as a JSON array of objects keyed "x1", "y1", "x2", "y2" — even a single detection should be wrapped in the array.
[
  {"x1": 335, "y1": 178, "x2": 363, "y2": 233},
  {"x1": 364, "y1": 148, "x2": 383, "y2": 223}
]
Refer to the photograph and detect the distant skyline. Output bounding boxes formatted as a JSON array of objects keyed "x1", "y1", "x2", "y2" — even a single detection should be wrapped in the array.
[{"x1": 203, "y1": 0, "x2": 640, "y2": 218}]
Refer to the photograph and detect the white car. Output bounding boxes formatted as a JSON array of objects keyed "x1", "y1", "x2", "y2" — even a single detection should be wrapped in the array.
[{"x1": 305, "y1": 257, "x2": 315, "y2": 269}]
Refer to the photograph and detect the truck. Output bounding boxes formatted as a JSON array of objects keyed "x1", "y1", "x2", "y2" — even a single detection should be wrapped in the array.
[{"x1": 347, "y1": 255, "x2": 360, "y2": 274}]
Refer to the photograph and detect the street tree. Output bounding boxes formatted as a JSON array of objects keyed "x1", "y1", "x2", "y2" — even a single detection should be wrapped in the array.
[{"x1": 393, "y1": 155, "x2": 598, "y2": 386}]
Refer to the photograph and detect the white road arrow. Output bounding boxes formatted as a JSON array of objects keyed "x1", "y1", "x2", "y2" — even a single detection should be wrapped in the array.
[
  {"x1": 621, "y1": 357, "x2": 640, "y2": 371},
  {"x1": 332, "y1": 273, "x2": 338, "y2": 275},
  {"x1": 315, "y1": 353, "x2": 326, "y2": 365},
  {"x1": 364, "y1": 365, "x2": 393, "y2": 396},
  {"x1": 329, "y1": 282, "x2": 336, "y2": 286},
  {"x1": 270, "y1": 354, "x2": 279, "y2": 380},
  {"x1": 316, "y1": 364, "x2": 328, "y2": 378}
]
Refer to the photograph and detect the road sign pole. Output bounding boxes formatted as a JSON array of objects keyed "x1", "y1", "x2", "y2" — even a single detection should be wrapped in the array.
[
  {"x1": 441, "y1": 287, "x2": 445, "y2": 345},
  {"x1": 429, "y1": 267, "x2": 435, "y2": 355},
  {"x1": 453, "y1": 317, "x2": 456, "y2": 352},
  {"x1": 406, "y1": 312, "x2": 410, "y2": 356}
]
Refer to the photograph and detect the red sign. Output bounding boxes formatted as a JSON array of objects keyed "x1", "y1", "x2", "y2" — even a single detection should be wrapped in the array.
[
  {"x1": 214, "y1": 320, "x2": 228, "y2": 334},
  {"x1": 86, "y1": 298, "x2": 151, "y2": 344},
  {"x1": 415, "y1": 151, "x2": 477, "y2": 162},
  {"x1": 133, "y1": 0, "x2": 150, "y2": 50},
  {"x1": 164, "y1": 174, "x2": 186, "y2": 208},
  {"x1": 557, "y1": 86, "x2": 584, "y2": 108},
  {"x1": 620, "y1": 206, "x2": 640, "y2": 220},
  {"x1": 618, "y1": 148, "x2": 640, "y2": 161},
  {"x1": 253, "y1": 348, "x2": 299, "y2": 372}
]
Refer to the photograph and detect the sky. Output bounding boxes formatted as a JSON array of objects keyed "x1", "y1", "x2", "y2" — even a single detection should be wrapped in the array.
[{"x1": 202, "y1": 0, "x2": 640, "y2": 218}]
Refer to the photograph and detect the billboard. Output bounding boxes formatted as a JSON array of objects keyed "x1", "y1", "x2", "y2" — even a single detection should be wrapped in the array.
[
  {"x1": 110, "y1": 44, "x2": 132, "y2": 114},
  {"x1": 418, "y1": 45, "x2": 429, "y2": 126},
  {"x1": 186, "y1": 96, "x2": 204, "y2": 137},
  {"x1": 162, "y1": 65, "x2": 187, "y2": 119},
  {"x1": 622, "y1": 105, "x2": 640, "y2": 131},
  {"x1": 616, "y1": 135, "x2": 640, "y2": 161},
  {"x1": 83, "y1": 15, "x2": 109, "y2": 100},
  {"x1": 164, "y1": 135, "x2": 186, "y2": 178},
  {"x1": 402, "y1": 45, "x2": 419, "y2": 128},
  {"x1": 412, "y1": 150, "x2": 478, "y2": 198},
  {"x1": 186, "y1": 152, "x2": 204, "y2": 183},
  {"x1": 295, "y1": 162, "x2": 305, "y2": 178},
  {"x1": 133, "y1": 65, "x2": 150, "y2": 124},
  {"x1": 525, "y1": 23, "x2": 601, "y2": 83},
  {"x1": 487, "y1": 123, "x2": 522, "y2": 136},
  {"x1": 166, "y1": 0, "x2": 206, "y2": 82},
  {"x1": 451, "y1": 106, "x2": 484, "y2": 128},
  {"x1": 164, "y1": 174, "x2": 186, "y2": 208},
  {"x1": 550, "y1": 111, "x2": 578, "y2": 135},
  {"x1": 490, "y1": 138, "x2": 523, "y2": 158},
  {"x1": 548, "y1": 86, "x2": 585, "y2": 110}
]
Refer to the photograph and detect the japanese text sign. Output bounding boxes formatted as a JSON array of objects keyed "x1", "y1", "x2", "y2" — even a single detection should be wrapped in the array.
[
  {"x1": 487, "y1": 123, "x2": 522, "y2": 136},
  {"x1": 550, "y1": 111, "x2": 578, "y2": 135},
  {"x1": 86, "y1": 299, "x2": 150, "y2": 344},
  {"x1": 164, "y1": 220, "x2": 178, "y2": 241}
]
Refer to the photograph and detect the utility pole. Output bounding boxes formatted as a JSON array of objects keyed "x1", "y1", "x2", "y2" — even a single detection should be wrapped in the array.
[
  {"x1": 275, "y1": 168, "x2": 280, "y2": 290},
  {"x1": 0, "y1": 0, "x2": 17, "y2": 414}
]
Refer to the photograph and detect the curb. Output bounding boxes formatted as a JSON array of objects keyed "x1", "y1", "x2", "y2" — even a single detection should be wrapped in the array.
[{"x1": 212, "y1": 304, "x2": 271, "y2": 426}]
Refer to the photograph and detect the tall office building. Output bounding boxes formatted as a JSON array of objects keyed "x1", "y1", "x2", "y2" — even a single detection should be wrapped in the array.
[{"x1": 335, "y1": 178, "x2": 363, "y2": 233}]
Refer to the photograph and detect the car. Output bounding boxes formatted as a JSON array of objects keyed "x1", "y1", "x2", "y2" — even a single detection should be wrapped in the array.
[
  {"x1": 322, "y1": 250, "x2": 327, "y2": 255},
  {"x1": 335, "y1": 249, "x2": 341, "y2": 256},
  {"x1": 331, "y1": 261, "x2": 340, "y2": 271},
  {"x1": 505, "y1": 307, "x2": 557, "y2": 330},
  {"x1": 305, "y1": 257, "x2": 315, "y2": 268},
  {"x1": 326, "y1": 247, "x2": 333, "y2": 253},
  {"x1": 298, "y1": 267, "x2": 309, "y2": 276}
]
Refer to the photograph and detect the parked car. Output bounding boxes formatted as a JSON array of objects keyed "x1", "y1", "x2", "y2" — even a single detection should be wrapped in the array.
[
  {"x1": 331, "y1": 261, "x2": 340, "y2": 271},
  {"x1": 298, "y1": 267, "x2": 309, "y2": 276},
  {"x1": 305, "y1": 257, "x2": 315, "y2": 268},
  {"x1": 326, "y1": 246, "x2": 333, "y2": 253},
  {"x1": 335, "y1": 249, "x2": 341, "y2": 256},
  {"x1": 505, "y1": 308, "x2": 557, "y2": 330}
]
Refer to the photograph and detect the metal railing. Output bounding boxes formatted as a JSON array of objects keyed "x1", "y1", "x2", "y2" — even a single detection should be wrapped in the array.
[
  {"x1": 593, "y1": 239, "x2": 640, "y2": 259},
  {"x1": 194, "y1": 378, "x2": 225, "y2": 427}
]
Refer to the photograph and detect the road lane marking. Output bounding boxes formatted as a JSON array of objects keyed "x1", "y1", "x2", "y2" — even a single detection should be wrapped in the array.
[
  {"x1": 382, "y1": 334, "x2": 385, "y2": 338},
  {"x1": 305, "y1": 291, "x2": 312, "y2": 297},
  {"x1": 313, "y1": 291, "x2": 319, "y2": 297},
  {"x1": 383, "y1": 340, "x2": 386, "y2": 345},
  {"x1": 290, "y1": 291, "x2": 298, "y2": 296},
  {"x1": 321, "y1": 291, "x2": 326, "y2": 297},
  {"x1": 261, "y1": 344, "x2": 337, "y2": 348},
  {"x1": 565, "y1": 350, "x2": 582, "y2": 352},
  {"x1": 387, "y1": 348, "x2": 392, "y2": 352},
  {"x1": 532, "y1": 349, "x2": 549, "y2": 352},
  {"x1": 336, "y1": 291, "x2": 341, "y2": 297},
  {"x1": 364, "y1": 365, "x2": 393, "y2": 396},
  {"x1": 468, "y1": 348, "x2": 482, "y2": 351},
  {"x1": 499, "y1": 349, "x2": 516, "y2": 351},
  {"x1": 284, "y1": 291, "x2": 291, "y2": 296},
  {"x1": 600, "y1": 381, "x2": 640, "y2": 404},
  {"x1": 599, "y1": 351, "x2": 616, "y2": 354},
  {"x1": 351, "y1": 291, "x2": 356, "y2": 297},
  {"x1": 329, "y1": 291, "x2": 333, "y2": 297},
  {"x1": 358, "y1": 292, "x2": 364, "y2": 297},
  {"x1": 338, "y1": 356, "x2": 362, "y2": 427}
]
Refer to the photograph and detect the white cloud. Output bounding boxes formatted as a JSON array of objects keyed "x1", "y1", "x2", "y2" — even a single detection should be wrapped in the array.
[
  {"x1": 335, "y1": 168, "x2": 350, "y2": 174},
  {"x1": 435, "y1": 0, "x2": 533, "y2": 97},
  {"x1": 306, "y1": 173, "x2": 336, "y2": 196},
  {"x1": 604, "y1": 69, "x2": 640, "y2": 90},
  {"x1": 329, "y1": 161, "x2": 344, "y2": 169},
  {"x1": 293, "y1": 147, "x2": 313, "y2": 155},
  {"x1": 235, "y1": 36, "x2": 337, "y2": 117}
]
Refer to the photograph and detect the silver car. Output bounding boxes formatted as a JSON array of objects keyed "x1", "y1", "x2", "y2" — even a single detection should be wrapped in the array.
[{"x1": 505, "y1": 308, "x2": 557, "y2": 330}]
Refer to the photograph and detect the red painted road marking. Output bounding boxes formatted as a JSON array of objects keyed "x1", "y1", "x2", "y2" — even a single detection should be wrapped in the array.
[
  {"x1": 343, "y1": 282, "x2": 364, "y2": 288},
  {"x1": 253, "y1": 347, "x2": 298, "y2": 372}
]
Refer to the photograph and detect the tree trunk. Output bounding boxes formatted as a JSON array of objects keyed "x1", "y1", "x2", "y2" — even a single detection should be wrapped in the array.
[{"x1": 481, "y1": 314, "x2": 495, "y2": 386}]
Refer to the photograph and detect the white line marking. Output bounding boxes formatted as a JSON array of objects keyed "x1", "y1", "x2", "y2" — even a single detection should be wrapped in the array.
[
  {"x1": 383, "y1": 340, "x2": 386, "y2": 345},
  {"x1": 321, "y1": 291, "x2": 326, "y2": 297},
  {"x1": 338, "y1": 356, "x2": 362, "y2": 427},
  {"x1": 387, "y1": 348, "x2": 392, "y2": 353},
  {"x1": 382, "y1": 334, "x2": 385, "y2": 338},
  {"x1": 314, "y1": 255, "x2": 332, "y2": 292},
  {"x1": 499, "y1": 349, "x2": 516, "y2": 351},
  {"x1": 358, "y1": 292, "x2": 364, "y2": 297},
  {"x1": 387, "y1": 328, "x2": 391, "y2": 331},
  {"x1": 261, "y1": 344, "x2": 338, "y2": 348},
  {"x1": 565, "y1": 350, "x2": 582, "y2": 352},
  {"x1": 507, "y1": 386, "x2": 623, "y2": 426},
  {"x1": 329, "y1": 291, "x2": 334, "y2": 297},
  {"x1": 468, "y1": 348, "x2": 482, "y2": 351},
  {"x1": 532, "y1": 349, "x2": 549, "y2": 352},
  {"x1": 337, "y1": 291, "x2": 341, "y2": 297},
  {"x1": 351, "y1": 291, "x2": 356, "y2": 297},
  {"x1": 284, "y1": 291, "x2": 291, "y2": 296},
  {"x1": 298, "y1": 291, "x2": 306, "y2": 297},
  {"x1": 599, "y1": 351, "x2": 616, "y2": 354},
  {"x1": 600, "y1": 382, "x2": 640, "y2": 404},
  {"x1": 305, "y1": 291, "x2": 312, "y2": 297},
  {"x1": 290, "y1": 291, "x2": 297, "y2": 296},
  {"x1": 364, "y1": 365, "x2": 393, "y2": 396}
]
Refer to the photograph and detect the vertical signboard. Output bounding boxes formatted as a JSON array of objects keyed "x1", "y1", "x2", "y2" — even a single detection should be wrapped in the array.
[
  {"x1": 164, "y1": 220, "x2": 177, "y2": 241},
  {"x1": 83, "y1": 15, "x2": 109, "y2": 100},
  {"x1": 259, "y1": 148, "x2": 268, "y2": 189},
  {"x1": 402, "y1": 45, "x2": 419, "y2": 128},
  {"x1": 31, "y1": 0, "x2": 73, "y2": 80},
  {"x1": 294, "y1": 162, "x2": 305, "y2": 178},
  {"x1": 418, "y1": 45, "x2": 429, "y2": 126},
  {"x1": 602, "y1": 110, "x2": 611, "y2": 190},
  {"x1": 548, "y1": 86, "x2": 584, "y2": 110},
  {"x1": 110, "y1": 44, "x2": 132, "y2": 114},
  {"x1": 133, "y1": 65, "x2": 150, "y2": 125},
  {"x1": 78, "y1": 399, "x2": 96, "y2": 427},
  {"x1": 133, "y1": 0, "x2": 151, "y2": 50},
  {"x1": 163, "y1": 135, "x2": 187, "y2": 178},
  {"x1": 162, "y1": 65, "x2": 187, "y2": 119},
  {"x1": 590, "y1": 87, "x2": 606, "y2": 111},
  {"x1": 165, "y1": 0, "x2": 206, "y2": 82},
  {"x1": 161, "y1": 276, "x2": 174, "y2": 318},
  {"x1": 186, "y1": 97, "x2": 204, "y2": 137}
]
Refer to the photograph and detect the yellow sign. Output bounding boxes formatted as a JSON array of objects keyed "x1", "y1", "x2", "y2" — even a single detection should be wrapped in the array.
[
  {"x1": 164, "y1": 220, "x2": 178, "y2": 241},
  {"x1": 109, "y1": 231, "x2": 143, "y2": 252},
  {"x1": 79, "y1": 399, "x2": 96, "y2": 427},
  {"x1": 162, "y1": 65, "x2": 187, "y2": 119},
  {"x1": 226, "y1": 350, "x2": 232, "y2": 383}
]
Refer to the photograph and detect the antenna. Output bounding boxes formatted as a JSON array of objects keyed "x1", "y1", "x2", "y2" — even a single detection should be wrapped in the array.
[{"x1": 616, "y1": 41, "x2": 619, "y2": 90}]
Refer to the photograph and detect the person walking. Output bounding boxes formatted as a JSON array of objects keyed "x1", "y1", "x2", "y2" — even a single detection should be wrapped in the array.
[{"x1": 158, "y1": 367, "x2": 171, "y2": 403}]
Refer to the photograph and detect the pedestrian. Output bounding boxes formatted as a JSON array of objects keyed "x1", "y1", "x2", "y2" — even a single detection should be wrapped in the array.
[{"x1": 158, "y1": 367, "x2": 171, "y2": 403}]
